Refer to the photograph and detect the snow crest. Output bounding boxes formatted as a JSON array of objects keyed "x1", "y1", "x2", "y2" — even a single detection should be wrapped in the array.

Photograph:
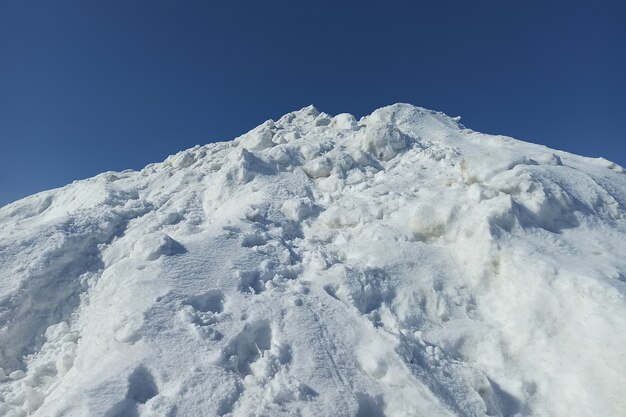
[{"x1": 1, "y1": 104, "x2": 625, "y2": 417}]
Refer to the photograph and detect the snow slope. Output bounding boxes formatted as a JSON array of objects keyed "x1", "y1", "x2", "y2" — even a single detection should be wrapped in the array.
[{"x1": 1, "y1": 104, "x2": 625, "y2": 417}]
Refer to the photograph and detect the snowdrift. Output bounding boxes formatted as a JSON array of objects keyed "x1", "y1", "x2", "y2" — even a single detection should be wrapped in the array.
[{"x1": 1, "y1": 104, "x2": 625, "y2": 417}]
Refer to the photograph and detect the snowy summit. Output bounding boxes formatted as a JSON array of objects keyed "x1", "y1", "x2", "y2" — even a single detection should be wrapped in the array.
[{"x1": 1, "y1": 104, "x2": 625, "y2": 417}]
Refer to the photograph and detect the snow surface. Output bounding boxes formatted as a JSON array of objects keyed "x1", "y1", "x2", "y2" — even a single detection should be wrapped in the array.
[{"x1": 1, "y1": 104, "x2": 625, "y2": 417}]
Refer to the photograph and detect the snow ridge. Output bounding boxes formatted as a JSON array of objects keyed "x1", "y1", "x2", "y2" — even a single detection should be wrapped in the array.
[{"x1": 0, "y1": 104, "x2": 625, "y2": 417}]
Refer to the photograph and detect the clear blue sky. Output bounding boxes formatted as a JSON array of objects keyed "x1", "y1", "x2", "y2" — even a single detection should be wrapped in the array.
[{"x1": 1, "y1": 1, "x2": 625, "y2": 207}]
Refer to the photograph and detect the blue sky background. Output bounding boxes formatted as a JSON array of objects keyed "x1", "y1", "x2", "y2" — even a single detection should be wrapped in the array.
[{"x1": 1, "y1": 0, "x2": 625, "y2": 207}]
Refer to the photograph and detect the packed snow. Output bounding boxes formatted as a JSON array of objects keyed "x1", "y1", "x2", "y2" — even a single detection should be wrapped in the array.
[{"x1": 1, "y1": 104, "x2": 625, "y2": 417}]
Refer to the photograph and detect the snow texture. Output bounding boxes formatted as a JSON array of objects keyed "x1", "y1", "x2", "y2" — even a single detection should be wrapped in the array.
[{"x1": 1, "y1": 104, "x2": 625, "y2": 417}]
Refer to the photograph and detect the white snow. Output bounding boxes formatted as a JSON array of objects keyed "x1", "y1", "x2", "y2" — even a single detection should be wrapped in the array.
[{"x1": 1, "y1": 103, "x2": 625, "y2": 417}]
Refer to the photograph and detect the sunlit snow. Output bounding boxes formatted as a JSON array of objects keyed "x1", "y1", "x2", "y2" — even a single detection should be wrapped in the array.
[{"x1": 1, "y1": 104, "x2": 625, "y2": 416}]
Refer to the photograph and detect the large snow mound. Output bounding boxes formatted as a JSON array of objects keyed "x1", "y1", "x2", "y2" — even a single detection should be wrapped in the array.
[{"x1": 1, "y1": 104, "x2": 625, "y2": 417}]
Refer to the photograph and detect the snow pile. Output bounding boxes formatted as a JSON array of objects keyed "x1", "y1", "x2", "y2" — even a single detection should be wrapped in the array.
[{"x1": 1, "y1": 104, "x2": 625, "y2": 417}]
